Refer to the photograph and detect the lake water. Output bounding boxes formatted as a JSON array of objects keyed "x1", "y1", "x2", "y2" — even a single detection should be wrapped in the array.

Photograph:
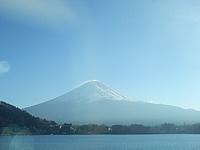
[{"x1": 1, "y1": 134, "x2": 200, "y2": 150}]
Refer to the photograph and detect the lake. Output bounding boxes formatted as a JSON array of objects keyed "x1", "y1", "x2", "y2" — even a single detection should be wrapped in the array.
[{"x1": 1, "y1": 134, "x2": 200, "y2": 150}]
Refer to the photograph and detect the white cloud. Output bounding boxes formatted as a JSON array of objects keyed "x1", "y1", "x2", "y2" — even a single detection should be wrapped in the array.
[{"x1": 0, "y1": 61, "x2": 10, "y2": 74}]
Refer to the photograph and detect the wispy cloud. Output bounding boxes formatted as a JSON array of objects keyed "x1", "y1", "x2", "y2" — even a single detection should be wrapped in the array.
[
  {"x1": 0, "y1": 61, "x2": 10, "y2": 74},
  {"x1": 0, "y1": 0, "x2": 76, "y2": 29}
]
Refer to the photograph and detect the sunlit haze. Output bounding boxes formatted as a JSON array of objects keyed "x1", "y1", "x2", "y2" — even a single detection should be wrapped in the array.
[{"x1": 1, "y1": 0, "x2": 200, "y2": 110}]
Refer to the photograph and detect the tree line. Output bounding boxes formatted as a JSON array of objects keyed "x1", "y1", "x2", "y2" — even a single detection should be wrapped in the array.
[{"x1": 72, "y1": 123, "x2": 200, "y2": 134}]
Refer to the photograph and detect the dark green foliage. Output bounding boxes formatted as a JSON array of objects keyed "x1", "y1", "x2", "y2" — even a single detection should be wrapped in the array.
[
  {"x1": 72, "y1": 123, "x2": 200, "y2": 134},
  {"x1": 74, "y1": 124, "x2": 109, "y2": 134},
  {"x1": 0, "y1": 101, "x2": 71, "y2": 135},
  {"x1": 0, "y1": 101, "x2": 53, "y2": 128}
]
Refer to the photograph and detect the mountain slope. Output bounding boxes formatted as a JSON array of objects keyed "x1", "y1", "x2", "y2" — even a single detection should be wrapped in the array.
[
  {"x1": 0, "y1": 101, "x2": 58, "y2": 135},
  {"x1": 51, "y1": 80, "x2": 132, "y2": 104},
  {"x1": 24, "y1": 80, "x2": 200, "y2": 125}
]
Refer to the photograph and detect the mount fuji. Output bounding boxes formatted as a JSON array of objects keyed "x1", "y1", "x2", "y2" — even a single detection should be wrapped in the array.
[{"x1": 24, "y1": 80, "x2": 200, "y2": 125}]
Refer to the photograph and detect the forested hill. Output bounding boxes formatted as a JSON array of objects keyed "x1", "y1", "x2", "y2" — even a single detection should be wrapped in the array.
[{"x1": 0, "y1": 101, "x2": 67, "y2": 135}]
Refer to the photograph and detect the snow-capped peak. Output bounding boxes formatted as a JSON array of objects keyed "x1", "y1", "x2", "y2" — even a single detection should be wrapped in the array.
[{"x1": 52, "y1": 80, "x2": 133, "y2": 103}]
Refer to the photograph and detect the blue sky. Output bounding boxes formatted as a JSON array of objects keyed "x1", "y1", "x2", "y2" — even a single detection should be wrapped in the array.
[{"x1": 1, "y1": 0, "x2": 200, "y2": 110}]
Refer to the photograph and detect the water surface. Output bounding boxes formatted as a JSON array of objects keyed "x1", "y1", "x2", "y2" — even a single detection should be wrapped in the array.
[{"x1": 1, "y1": 134, "x2": 200, "y2": 150}]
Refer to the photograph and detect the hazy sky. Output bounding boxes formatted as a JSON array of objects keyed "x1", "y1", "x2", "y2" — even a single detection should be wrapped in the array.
[{"x1": 1, "y1": 0, "x2": 200, "y2": 110}]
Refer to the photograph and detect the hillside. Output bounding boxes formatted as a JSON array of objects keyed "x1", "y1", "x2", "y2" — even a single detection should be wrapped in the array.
[{"x1": 0, "y1": 101, "x2": 71, "y2": 135}]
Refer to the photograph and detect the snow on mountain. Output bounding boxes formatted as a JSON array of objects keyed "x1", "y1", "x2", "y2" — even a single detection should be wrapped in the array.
[
  {"x1": 51, "y1": 80, "x2": 132, "y2": 104},
  {"x1": 24, "y1": 80, "x2": 200, "y2": 125}
]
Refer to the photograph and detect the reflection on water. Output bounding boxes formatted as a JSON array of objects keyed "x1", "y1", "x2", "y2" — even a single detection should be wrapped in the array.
[
  {"x1": 0, "y1": 135, "x2": 34, "y2": 150},
  {"x1": 10, "y1": 136, "x2": 34, "y2": 150}
]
